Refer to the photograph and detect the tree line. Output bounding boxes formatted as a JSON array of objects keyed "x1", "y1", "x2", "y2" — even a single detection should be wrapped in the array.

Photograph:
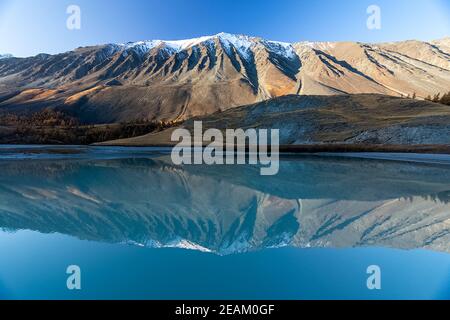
[
  {"x1": 0, "y1": 108, "x2": 183, "y2": 144},
  {"x1": 425, "y1": 91, "x2": 450, "y2": 106}
]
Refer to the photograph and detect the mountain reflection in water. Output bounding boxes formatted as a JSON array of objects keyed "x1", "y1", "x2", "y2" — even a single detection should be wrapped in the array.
[{"x1": 0, "y1": 151, "x2": 449, "y2": 255}]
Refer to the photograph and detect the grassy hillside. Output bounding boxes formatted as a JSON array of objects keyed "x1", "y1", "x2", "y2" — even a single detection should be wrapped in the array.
[{"x1": 100, "y1": 94, "x2": 450, "y2": 146}]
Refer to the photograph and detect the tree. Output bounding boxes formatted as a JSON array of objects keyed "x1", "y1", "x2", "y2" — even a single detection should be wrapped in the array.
[
  {"x1": 440, "y1": 91, "x2": 450, "y2": 106},
  {"x1": 432, "y1": 93, "x2": 441, "y2": 103}
]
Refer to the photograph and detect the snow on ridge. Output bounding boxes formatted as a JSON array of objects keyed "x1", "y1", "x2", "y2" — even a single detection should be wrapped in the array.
[
  {"x1": 119, "y1": 36, "x2": 216, "y2": 56},
  {"x1": 0, "y1": 53, "x2": 13, "y2": 60},
  {"x1": 118, "y1": 33, "x2": 258, "y2": 58},
  {"x1": 262, "y1": 40, "x2": 297, "y2": 59},
  {"x1": 216, "y1": 32, "x2": 256, "y2": 60},
  {"x1": 121, "y1": 40, "x2": 165, "y2": 56},
  {"x1": 115, "y1": 33, "x2": 331, "y2": 60},
  {"x1": 164, "y1": 35, "x2": 216, "y2": 51},
  {"x1": 123, "y1": 238, "x2": 214, "y2": 253},
  {"x1": 165, "y1": 239, "x2": 213, "y2": 253}
]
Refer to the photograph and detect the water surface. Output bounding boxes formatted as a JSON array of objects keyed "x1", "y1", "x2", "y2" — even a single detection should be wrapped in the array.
[{"x1": 0, "y1": 146, "x2": 449, "y2": 299}]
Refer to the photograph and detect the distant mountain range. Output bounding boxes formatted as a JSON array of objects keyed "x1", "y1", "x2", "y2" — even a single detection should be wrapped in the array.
[{"x1": 1, "y1": 33, "x2": 449, "y2": 124}]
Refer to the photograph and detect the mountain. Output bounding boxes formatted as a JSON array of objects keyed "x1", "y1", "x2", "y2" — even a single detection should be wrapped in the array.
[
  {"x1": 0, "y1": 33, "x2": 449, "y2": 124},
  {"x1": 102, "y1": 94, "x2": 450, "y2": 146}
]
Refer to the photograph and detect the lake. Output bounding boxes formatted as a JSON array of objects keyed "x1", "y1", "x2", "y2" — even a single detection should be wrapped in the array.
[{"x1": 0, "y1": 146, "x2": 449, "y2": 300}]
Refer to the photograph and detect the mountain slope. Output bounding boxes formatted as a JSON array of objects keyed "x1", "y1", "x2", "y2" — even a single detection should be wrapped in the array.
[
  {"x1": 0, "y1": 33, "x2": 449, "y2": 124},
  {"x1": 102, "y1": 94, "x2": 450, "y2": 146}
]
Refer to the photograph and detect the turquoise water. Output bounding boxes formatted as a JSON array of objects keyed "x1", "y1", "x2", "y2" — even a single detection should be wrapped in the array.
[{"x1": 0, "y1": 146, "x2": 449, "y2": 300}]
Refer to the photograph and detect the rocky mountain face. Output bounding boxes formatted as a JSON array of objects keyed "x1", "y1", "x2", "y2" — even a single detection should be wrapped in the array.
[{"x1": 0, "y1": 33, "x2": 449, "y2": 124}]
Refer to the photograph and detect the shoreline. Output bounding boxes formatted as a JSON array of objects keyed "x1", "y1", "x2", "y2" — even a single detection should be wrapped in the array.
[
  {"x1": 93, "y1": 143, "x2": 450, "y2": 154},
  {"x1": 316, "y1": 152, "x2": 450, "y2": 165},
  {"x1": 2, "y1": 143, "x2": 450, "y2": 154},
  {"x1": 1, "y1": 144, "x2": 450, "y2": 165}
]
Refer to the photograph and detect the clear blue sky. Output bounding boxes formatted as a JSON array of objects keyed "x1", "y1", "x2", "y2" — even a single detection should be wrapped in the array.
[{"x1": 1, "y1": 0, "x2": 449, "y2": 57}]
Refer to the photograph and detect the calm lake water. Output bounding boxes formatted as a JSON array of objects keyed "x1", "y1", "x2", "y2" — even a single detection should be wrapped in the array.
[{"x1": 0, "y1": 146, "x2": 449, "y2": 300}]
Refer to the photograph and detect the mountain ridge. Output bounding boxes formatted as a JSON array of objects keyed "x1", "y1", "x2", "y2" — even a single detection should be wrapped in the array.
[
  {"x1": 4, "y1": 33, "x2": 450, "y2": 59},
  {"x1": 0, "y1": 33, "x2": 449, "y2": 124}
]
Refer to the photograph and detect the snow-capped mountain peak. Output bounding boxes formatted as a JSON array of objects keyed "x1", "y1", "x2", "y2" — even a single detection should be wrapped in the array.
[
  {"x1": 119, "y1": 33, "x2": 251, "y2": 56},
  {"x1": 117, "y1": 32, "x2": 300, "y2": 61}
]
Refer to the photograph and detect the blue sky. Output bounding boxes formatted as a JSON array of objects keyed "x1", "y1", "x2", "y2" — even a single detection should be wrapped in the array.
[{"x1": 1, "y1": 0, "x2": 449, "y2": 57}]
